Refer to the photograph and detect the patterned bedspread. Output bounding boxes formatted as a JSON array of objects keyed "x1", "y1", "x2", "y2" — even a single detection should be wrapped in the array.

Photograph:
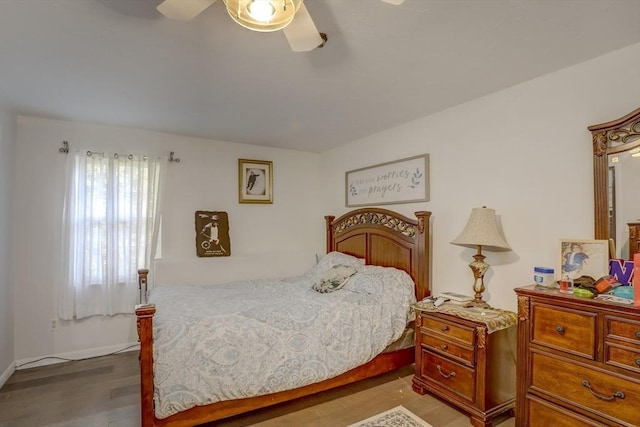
[{"x1": 149, "y1": 263, "x2": 416, "y2": 419}]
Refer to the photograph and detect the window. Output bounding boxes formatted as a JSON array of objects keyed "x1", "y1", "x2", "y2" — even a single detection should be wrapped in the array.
[{"x1": 59, "y1": 152, "x2": 162, "y2": 320}]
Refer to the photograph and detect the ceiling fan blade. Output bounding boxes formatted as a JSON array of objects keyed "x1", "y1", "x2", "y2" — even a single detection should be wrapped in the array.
[
  {"x1": 283, "y1": 3, "x2": 323, "y2": 52},
  {"x1": 157, "y1": 0, "x2": 217, "y2": 22},
  {"x1": 380, "y1": 0, "x2": 405, "y2": 4}
]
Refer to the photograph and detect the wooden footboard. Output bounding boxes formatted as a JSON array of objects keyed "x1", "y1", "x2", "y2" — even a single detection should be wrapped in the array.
[{"x1": 135, "y1": 303, "x2": 414, "y2": 427}]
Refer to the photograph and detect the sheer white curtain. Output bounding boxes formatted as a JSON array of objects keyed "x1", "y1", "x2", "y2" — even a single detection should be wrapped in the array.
[{"x1": 59, "y1": 151, "x2": 163, "y2": 320}]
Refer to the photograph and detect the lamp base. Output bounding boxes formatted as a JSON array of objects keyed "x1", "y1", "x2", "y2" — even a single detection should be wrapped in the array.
[{"x1": 463, "y1": 299, "x2": 492, "y2": 309}]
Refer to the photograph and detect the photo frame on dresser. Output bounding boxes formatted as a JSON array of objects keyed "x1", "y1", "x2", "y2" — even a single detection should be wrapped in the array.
[
  {"x1": 238, "y1": 159, "x2": 273, "y2": 204},
  {"x1": 559, "y1": 239, "x2": 609, "y2": 280}
]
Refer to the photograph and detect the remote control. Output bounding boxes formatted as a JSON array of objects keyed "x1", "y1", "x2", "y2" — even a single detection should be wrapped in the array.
[{"x1": 434, "y1": 297, "x2": 448, "y2": 307}]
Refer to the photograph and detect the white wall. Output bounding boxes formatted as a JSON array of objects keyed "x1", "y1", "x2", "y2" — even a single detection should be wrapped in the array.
[
  {"x1": 13, "y1": 117, "x2": 323, "y2": 362},
  {"x1": 0, "y1": 103, "x2": 17, "y2": 385},
  {"x1": 9, "y1": 42, "x2": 640, "y2": 364},
  {"x1": 321, "y1": 43, "x2": 640, "y2": 312}
]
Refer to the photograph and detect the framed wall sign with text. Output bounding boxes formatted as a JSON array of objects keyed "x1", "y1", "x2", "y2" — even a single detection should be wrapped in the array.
[{"x1": 345, "y1": 154, "x2": 429, "y2": 207}]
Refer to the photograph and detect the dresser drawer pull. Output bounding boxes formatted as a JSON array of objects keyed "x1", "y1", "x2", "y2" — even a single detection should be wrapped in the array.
[
  {"x1": 635, "y1": 359, "x2": 640, "y2": 367},
  {"x1": 436, "y1": 364, "x2": 456, "y2": 379},
  {"x1": 555, "y1": 325, "x2": 565, "y2": 335},
  {"x1": 580, "y1": 380, "x2": 625, "y2": 401},
  {"x1": 440, "y1": 344, "x2": 448, "y2": 351},
  {"x1": 441, "y1": 326, "x2": 449, "y2": 332},
  {"x1": 636, "y1": 331, "x2": 640, "y2": 339}
]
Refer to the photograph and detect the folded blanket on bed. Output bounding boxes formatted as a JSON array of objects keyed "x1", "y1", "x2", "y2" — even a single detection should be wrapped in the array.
[{"x1": 149, "y1": 262, "x2": 416, "y2": 419}]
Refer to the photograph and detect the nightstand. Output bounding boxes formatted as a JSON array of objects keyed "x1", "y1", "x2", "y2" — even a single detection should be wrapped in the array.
[{"x1": 412, "y1": 302, "x2": 517, "y2": 427}]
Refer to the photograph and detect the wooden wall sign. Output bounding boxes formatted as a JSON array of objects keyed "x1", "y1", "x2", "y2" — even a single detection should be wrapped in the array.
[{"x1": 195, "y1": 211, "x2": 231, "y2": 257}]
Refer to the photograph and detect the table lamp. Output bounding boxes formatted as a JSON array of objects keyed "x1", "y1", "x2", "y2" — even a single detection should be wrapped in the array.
[{"x1": 450, "y1": 206, "x2": 510, "y2": 308}]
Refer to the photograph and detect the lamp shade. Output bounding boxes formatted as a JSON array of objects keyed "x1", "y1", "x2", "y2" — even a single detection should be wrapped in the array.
[{"x1": 450, "y1": 207, "x2": 510, "y2": 250}]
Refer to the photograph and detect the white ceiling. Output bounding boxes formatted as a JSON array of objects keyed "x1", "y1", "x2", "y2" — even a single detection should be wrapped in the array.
[{"x1": 1, "y1": 0, "x2": 639, "y2": 152}]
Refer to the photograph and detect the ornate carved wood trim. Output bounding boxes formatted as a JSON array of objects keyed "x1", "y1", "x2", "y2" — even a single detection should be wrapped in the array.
[
  {"x1": 333, "y1": 209, "x2": 417, "y2": 238},
  {"x1": 517, "y1": 295, "x2": 529, "y2": 322},
  {"x1": 476, "y1": 326, "x2": 487, "y2": 349},
  {"x1": 589, "y1": 108, "x2": 640, "y2": 240}
]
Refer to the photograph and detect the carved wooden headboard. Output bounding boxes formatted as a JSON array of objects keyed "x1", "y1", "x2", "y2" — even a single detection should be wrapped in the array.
[{"x1": 325, "y1": 208, "x2": 431, "y2": 301}]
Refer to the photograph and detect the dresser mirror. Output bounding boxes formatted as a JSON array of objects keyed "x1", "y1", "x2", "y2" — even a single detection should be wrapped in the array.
[{"x1": 589, "y1": 107, "x2": 640, "y2": 259}]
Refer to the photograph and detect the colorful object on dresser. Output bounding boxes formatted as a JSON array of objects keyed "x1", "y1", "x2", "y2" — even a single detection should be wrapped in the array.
[
  {"x1": 609, "y1": 258, "x2": 635, "y2": 285},
  {"x1": 594, "y1": 275, "x2": 621, "y2": 294},
  {"x1": 634, "y1": 253, "x2": 640, "y2": 307}
]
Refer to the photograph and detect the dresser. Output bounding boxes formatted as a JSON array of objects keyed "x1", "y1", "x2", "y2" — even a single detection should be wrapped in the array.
[
  {"x1": 629, "y1": 222, "x2": 640, "y2": 259},
  {"x1": 412, "y1": 303, "x2": 517, "y2": 427},
  {"x1": 515, "y1": 286, "x2": 640, "y2": 426}
]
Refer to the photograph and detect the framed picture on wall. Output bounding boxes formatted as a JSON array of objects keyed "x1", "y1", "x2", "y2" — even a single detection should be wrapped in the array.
[
  {"x1": 238, "y1": 159, "x2": 273, "y2": 204},
  {"x1": 559, "y1": 239, "x2": 609, "y2": 280}
]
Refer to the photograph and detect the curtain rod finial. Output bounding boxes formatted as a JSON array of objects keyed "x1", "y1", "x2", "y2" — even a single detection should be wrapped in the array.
[
  {"x1": 169, "y1": 151, "x2": 180, "y2": 163},
  {"x1": 59, "y1": 140, "x2": 69, "y2": 154}
]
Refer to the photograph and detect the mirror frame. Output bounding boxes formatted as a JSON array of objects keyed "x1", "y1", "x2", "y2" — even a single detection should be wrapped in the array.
[{"x1": 588, "y1": 107, "x2": 640, "y2": 241}]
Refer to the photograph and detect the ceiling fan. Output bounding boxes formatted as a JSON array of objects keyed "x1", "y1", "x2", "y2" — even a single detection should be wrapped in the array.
[{"x1": 156, "y1": 0, "x2": 404, "y2": 52}]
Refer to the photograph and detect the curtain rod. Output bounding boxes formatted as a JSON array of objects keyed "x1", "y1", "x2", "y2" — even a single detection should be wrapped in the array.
[{"x1": 58, "y1": 141, "x2": 180, "y2": 163}]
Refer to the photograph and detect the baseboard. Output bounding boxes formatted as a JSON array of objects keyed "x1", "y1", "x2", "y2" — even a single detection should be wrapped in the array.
[
  {"x1": 0, "y1": 361, "x2": 16, "y2": 389},
  {"x1": 15, "y1": 342, "x2": 140, "y2": 370}
]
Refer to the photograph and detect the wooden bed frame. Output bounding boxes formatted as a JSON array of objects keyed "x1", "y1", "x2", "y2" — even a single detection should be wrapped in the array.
[{"x1": 135, "y1": 208, "x2": 431, "y2": 427}]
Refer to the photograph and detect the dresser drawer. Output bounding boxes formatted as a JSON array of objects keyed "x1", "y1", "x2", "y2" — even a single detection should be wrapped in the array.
[
  {"x1": 605, "y1": 342, "x2": 640, "y2": 374},
  {"x1": 527, "y1": 396, "x2": 605, "y2": 426},
  {"x1": 419, "y1": 348, "x2": 475, "y2": 402},
  {"x1": 421, "y1": 333, "x2": 475, "y2": 366},
  {"x1": 530, "y1": 352, "x2": 640, "y2": 426},
  {"x1": 531, "y1": 303, "x2": 596, "y2": 359},
  {"x1": 605, "y1": 315, "x2": 640, "y2": 345},
  {"x1": 421, "y1": 316, "x2": 475, "y2": 345}
]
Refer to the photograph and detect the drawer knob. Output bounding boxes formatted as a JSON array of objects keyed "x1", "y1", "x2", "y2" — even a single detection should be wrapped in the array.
[
  {"x1": 436, "y1": 364, "x2": 456, "y2": 379},
  {"x1": 580, "y1": 379, "x2": 625, "y2": 401},
  {"x1": 441, "y1": 326, "x2": 449, "y2": 332},
  {"x1": 440, "y1": 344, "x2": 448, "y2": 351},
  {"x1": 555, "y1": 325, "x2": 565, "y2": 335},
  {"x1": 636, "y1": 331, "x2": 640, "y2": 339},
  {"x1": 635, "y1": 359, "x2": 640, "y2": 367}
]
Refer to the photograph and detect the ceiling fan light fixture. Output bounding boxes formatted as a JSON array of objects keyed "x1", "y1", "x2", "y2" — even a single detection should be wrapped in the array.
[
  {"x1": 224, "y1": 0, "x2": 301, "y2": 32},
  {"x1": 247, "y1": 0, "x2": 276, "y2": 22}
]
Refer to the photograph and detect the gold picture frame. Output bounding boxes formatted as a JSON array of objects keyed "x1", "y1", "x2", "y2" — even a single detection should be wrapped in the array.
[{"x1": 238, "y1": 159, "x2": 273, "y2": 204}]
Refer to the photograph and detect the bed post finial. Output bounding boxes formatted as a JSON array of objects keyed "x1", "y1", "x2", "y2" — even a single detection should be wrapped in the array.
[
  {"x1": 325, "y1": 215, "x2": 335, "y2": 252},
  {"x1": 138, "y1": 268, "x2": 149, "y2": 304}
]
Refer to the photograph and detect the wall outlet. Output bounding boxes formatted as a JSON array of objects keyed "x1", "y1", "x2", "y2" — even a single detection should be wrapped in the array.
[{"x1": 50, "y1": 318, "x2": 58, "y2": 331}]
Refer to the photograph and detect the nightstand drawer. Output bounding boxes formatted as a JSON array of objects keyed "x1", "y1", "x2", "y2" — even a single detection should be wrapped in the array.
[
  {"x1": 605, "y1": 315, "x2": 640, "y2": 345},
  {"x1": 605, "y1": 342, "x2": 640, "y2": 374},
  {"x1": 531, "y1": 303, "x2": 596, "y2": 359},
  {"x1": 531, "y1": 352, "x2": 640, "y2": 426},
  {"x1": 419, "y1": 349, "x2": 475, "y2": 402},
  {"x1": 421, "y1": 334, "x2": 474, "y2": 366},
  {"x1": 421, "y1": 316, "x2": 474, "y2": 345}
]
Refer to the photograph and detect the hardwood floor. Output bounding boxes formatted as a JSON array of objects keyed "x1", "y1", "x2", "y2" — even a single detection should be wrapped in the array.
[{"x1": 0, "y1": 352, "x2": 515, "y2": 427}]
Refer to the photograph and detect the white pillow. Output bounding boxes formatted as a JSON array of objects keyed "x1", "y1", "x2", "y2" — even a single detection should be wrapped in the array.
[
  {"x1": 316, "y1": 251, "x2": 364, "y2": 271},
  {"x1": 312, "y1": 265, "x2": 358, "y2": 293}
]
